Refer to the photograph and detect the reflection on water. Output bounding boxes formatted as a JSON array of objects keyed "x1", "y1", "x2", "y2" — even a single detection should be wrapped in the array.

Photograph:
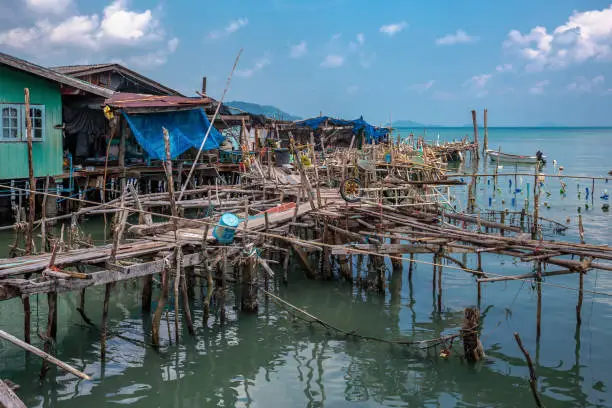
[{"x1": 0, "y1": 128, "x2": 611, "y2": 407}]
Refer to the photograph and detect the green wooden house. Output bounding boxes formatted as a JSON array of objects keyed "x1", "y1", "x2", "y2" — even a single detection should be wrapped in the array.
[{"x1": 0, "y1": 52, "x2": 113, "y2": 180}]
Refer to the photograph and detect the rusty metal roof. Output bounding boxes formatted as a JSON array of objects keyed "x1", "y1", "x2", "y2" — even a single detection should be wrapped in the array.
[
  {"x1": 51, "y1": 63, "x2": 183, "y2": 96},
  {"x1": 104, "y1": 93, "x2": 213, "y2": 110},
  {"x1": 0, "y1": 52, "x2": 114, "y2": 98}
]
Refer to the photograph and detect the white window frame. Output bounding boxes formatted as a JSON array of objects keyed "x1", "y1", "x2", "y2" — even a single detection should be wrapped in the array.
[
  {"x1": 0, "y1": 104, "x2": 22, "y2": 142},
  {"x1": 25, "y1": 105, "x2": 45, "y2": 142},
  {"x1": 0, "y1": 103, "x2": 45, "y2": 142}
]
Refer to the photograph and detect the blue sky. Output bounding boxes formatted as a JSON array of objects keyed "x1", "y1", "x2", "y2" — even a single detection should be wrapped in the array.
[{"x1": 1, "y1": 0, "x2": 612, "y2": 126}]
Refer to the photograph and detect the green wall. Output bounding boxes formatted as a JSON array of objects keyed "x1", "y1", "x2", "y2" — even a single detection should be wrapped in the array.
[{"x1": 0, "y1": 65, "x2": 63, "y2": 180}]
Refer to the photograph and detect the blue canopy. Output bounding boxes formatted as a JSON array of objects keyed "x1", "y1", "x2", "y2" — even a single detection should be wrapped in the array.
[
  {"x1": 123, "y1": 108, "x2": 225, "y2": 160},
  {"x1": 295, "y1": 116, "x2": 389, "y2": 144}
]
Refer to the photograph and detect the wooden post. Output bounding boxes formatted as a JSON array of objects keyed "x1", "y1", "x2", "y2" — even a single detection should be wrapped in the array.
[
  {"x1": 437, "y1": 257, "x2": 442, "y2": 313},
  {"x1": 536, "y1": 261, "x2": 542, "y2": 342},
  {"x1": 241, "y1": 251, "x2": 258, "y2": 312},
  {"x1": 152, "y1": 262, "x2": 169, "y2": 347},
  {"x1": 532, "y1": 162, "x2": 541, "y2": 239},
  {"x1": 408, "y1": 253, "x2": 414, "y2": 281},
  {"x1": 461, "y1": 307, "x2": 484, "y2": 361},
  {"x1": 178, "y1": 247, "x2": 195, "y2": 336},
  {"x1": 483, "y1": 108, "x2": 488, "y2": 152},
  {"x1": 40, "y1": 292, "x2": 57, "y2": 379},
  {"x1": 22, "y1": 296, "x2": 30, "y2": 344},
  {"x1": 471, "y1": 110, "x2": 479, "y2": 159},
  {"x1": 576, "y1": 214, "x2": 585, "y2": 326},
  {"x1": 173, "y1": 248, "x2": 181, "y2": 343},
  {"x1": 100, "y1": 283, "x2": 112, "y2": 361},
  {"x1": 310, "y1": 132, "x2": 322, "y2": 208},
  {"x1": 24, "y1": 88, "x2": 35, "y2": 256},
  {"x1": 514, "y1": 332, "x2": 543, "y2": 407}
]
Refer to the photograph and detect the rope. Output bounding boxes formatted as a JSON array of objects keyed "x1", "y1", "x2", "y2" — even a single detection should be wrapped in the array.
[{"x1": 1, "y1": 182, "x2": 612, "y2": 299}]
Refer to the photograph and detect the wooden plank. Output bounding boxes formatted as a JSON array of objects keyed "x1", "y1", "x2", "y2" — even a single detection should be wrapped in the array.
[{"x1": 0, "y1": 380, "x2": 26, "y2": 408}]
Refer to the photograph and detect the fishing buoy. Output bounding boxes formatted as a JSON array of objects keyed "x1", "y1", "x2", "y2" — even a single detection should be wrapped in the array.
[
  {"x1": 603, "y1": 204, "x2": 610, "y2": 211},
  {"x1": 566, "y1": 217, "x2": 571, "y2": 223},
  {"x1": 511, "y1": 197, "x2": 516, "y2": 207},
  {"x1": 601, "y1": 189, "x2": 609, "y2": 200},
  {"x1": 553, "y1": 159, "x2": 558, "y2": 167},
  {"x1": 509, "y1": 179, "x2": 512, "y2": 188},
  {"x1": 559, "y1": 166, "x2": 564, "y2": 171},
  {"x1": 488, "y1": 197, "x2": 492, "y2": 207}
]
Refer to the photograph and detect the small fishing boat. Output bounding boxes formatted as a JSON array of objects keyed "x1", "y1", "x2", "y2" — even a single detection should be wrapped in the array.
[{"x1": 486, "y1": 149, "x2": 546, "y2": 165}]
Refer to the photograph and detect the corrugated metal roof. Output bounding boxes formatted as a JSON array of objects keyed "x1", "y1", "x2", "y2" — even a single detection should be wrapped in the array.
[
  {"x1": 50, "y1": 63, "x2": 183, "y2": 97},
  {"x1": 51, "y1": 64, "x2": 116, "y2": 75},
  {"x1": 104, "y1": 92, "x2": 212, "y2": 109},
  {"x1": 0, "y1": 52, "x2": 114, "y2": 98}
]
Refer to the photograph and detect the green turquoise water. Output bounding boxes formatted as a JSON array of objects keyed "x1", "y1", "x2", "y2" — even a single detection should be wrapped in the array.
[{"x1": 0, "y1": 127, "x2": 611, "y2": 407}]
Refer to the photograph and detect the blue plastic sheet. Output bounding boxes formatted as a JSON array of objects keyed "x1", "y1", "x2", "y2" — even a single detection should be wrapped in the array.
[
  {"x1": 123, "y1": 108, "x2": 225, "y2": 160},
  {"x1": 295, "y1": 115, "x2": 389, "y2": 144}
]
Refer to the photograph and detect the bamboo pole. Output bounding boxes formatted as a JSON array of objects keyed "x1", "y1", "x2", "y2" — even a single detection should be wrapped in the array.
[
  {"x1": 0, "y1": 329, "x2": 91, "y2": 380},
  {"x1": 179, "y1": 49, "x2": 243, "y2": 201}
]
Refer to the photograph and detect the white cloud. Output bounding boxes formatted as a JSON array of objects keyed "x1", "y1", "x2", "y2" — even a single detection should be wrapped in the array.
[
  {"x1": 290, "y1": 40, "x2": 307, "y2": 58},
  {"x1": 529, "y1": 80, "x2": 550, "y2": 94},
  {"x1": 99, "y1": 0, "x2": 159, "y2": 42},
  {"x1": 409, "y1": 80, "x2": 435, "y2": 93},
  {"x1": 235, "y1": 57, "x2": 270, "y2": 78},
  {"x1": 463, "y1": 73, "x2": 492, "y2": 98},
  {"x1": 567, "y1": 75, "x2": 605, "y2": 92},
  {"x1": 209, "y1": 17, "x2": 248, "y2": 39},
  {"x1": 495, "y1": 63, "x2": 513, "y2": 72},
  {"x1": 380, "y1": 21, "x2": 408, "y2": 36},
  {"x1": 25, "y1": 0, "x2": 72, "y2": 14},
  {"x1": 356, "y1": 33, "x2": 365, "y2": 45},
  {"x1": 435, "y1": 29, "x2": 478, "y2": 45},
  {"x1": 504, "y1": 6, "x2": 612, "y2": 70},
  {"x1": 346, "y1": 85, "x2": 359, "y2": 94},
  {"x1": 0, "y1": 0, "x2": 173, "y2": 65},
  {"x1": 129, "y1": 38, "x2": 179, "y2": 68},
  {"x1": 320, "y1": 54, "x2": 344, "y2": 68},
  {"x1": 464, "y1": 73, "x2": 492, "y2": 88}
]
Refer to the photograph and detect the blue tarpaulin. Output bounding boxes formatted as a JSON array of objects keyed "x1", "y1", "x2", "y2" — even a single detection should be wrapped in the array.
[
  {"x1": 295, "y1": 116, "x2": 389, "y2": 144},
  {"x1": 122, "y1": 108, "x2": 225, "y2": 160}
]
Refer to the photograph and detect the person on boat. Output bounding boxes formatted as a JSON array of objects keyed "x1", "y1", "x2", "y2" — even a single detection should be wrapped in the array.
[{"x1": 536, "y1": 150, "x2": 545, "y2": 162}]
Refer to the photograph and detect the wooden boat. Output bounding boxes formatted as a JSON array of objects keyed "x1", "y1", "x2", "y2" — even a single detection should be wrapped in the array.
[{"x1": 486, "y1": 149, "x2": 545, "y2": 164}]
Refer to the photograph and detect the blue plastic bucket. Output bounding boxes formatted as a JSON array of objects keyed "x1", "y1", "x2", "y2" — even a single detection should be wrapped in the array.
[{"x1": 213, "y1": 213, "x2": 240, "y2": 244}]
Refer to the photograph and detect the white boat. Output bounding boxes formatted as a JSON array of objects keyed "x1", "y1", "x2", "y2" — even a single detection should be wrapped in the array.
[{"x1": 486, "y1": 149, "x2": 545, "y2": 164}]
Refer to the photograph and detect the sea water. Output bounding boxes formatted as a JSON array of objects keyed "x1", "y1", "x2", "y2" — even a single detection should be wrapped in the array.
[{"x1": 0, "y1": 127, "x2": 611, "y2": 407}]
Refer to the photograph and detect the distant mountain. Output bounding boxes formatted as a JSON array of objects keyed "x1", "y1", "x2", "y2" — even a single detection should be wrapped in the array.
[
  {"x1": 225, "y1": 101, "x2": 301, "y2": 121},
  {"x1": 390, "y1": 120, "x2": 427, "y2": 127}
]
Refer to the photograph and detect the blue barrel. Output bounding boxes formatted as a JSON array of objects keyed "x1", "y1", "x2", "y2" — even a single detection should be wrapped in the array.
[{"x1": 213, "y1": 213, "x2": 240, "y2": 244}]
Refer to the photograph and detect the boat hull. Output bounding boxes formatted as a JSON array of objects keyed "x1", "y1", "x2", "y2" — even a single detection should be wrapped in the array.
[{"x1": 486, "y1": 150, "x2": 544, "y2": 164}]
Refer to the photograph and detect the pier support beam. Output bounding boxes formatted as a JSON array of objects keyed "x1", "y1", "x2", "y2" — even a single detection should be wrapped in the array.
[
  {"x1": 241, "y1": 253, "x2": 258, "y2": 313},
  {"x1": 461, "y1": 307, "x2": 484, "y2": 362}
]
